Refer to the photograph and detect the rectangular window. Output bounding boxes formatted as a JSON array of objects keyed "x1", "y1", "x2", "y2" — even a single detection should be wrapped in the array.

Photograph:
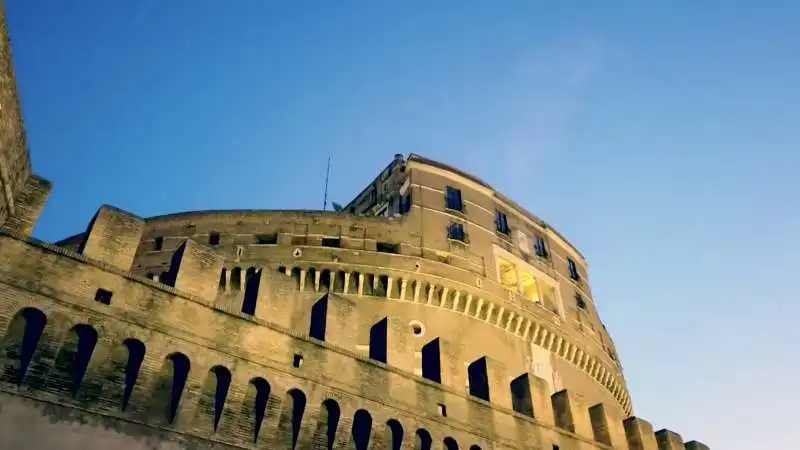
[
  {"x1": 255, "y1": 233, "x2": 278, "y2": 245},
  {"x1": 445, "y1": 186, "x2": 463, "y2": 211},
  {"x1": 321, "y1": 237, "x2": 341, "y2": 248},
  {"x1": 153, "y1": 236, "x2": 164, "y2": 251},
  {"x1": 399, "y1": 193, "x2": 412, "y2": 214},
  {"x1": 94, "y1": 288, "x2": 113, "y2": 305},
  {"x1": 448, "y1": 222, "x2": 466, "y2": 242},
  {"x1": 534, "y1": 236, "x2": 548, "y2": 258},
  {"x1": 510, "y1": 374, "x2": 534, "y2": 417},
  {"x1": 495, "y1": 211, "x2": 511, "y2": 235},
  {"x1": 292, "y1": 354, "x2": 303, "y2": 368},
  {"x1": 568, "y1": 258, "x2": 580, "y2": 281},
  {"x1": 209, "y1": 231, "x2": 221, "y2": 246},
  {"x1": 575, "y1": 293, "x2": 587, "y2": 309},
  {"x1": 376, "y1": 242, "x2": 400, "y2": 254},
  {"x1": 421, "y1": 338, "x2": 442, "y2": 384},
  {"x1": 497, "y1": 257, "x2": 519, "y2": 291},
  {"x1": 369, "y1": 187, "x2": 378, "y2": 204},
  {"x1": 467, "y1": 357, "x2": 491, "y2": 401}
]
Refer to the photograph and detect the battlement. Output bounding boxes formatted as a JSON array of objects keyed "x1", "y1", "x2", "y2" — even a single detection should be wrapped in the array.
[
  {"x1": 0, "y1": 205, "x2": 708, "y2": 449},
  {"x1": 52, "y1": 207, "x2": 631, "y2": 414}
]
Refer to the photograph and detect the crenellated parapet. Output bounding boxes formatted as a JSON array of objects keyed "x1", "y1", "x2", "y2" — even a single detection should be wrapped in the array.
[
  {"x1": 0, "y1": 205, "x2": 709, "y2": 449},
  {"x1": 55, "y1": 208, "x2": 633, "y2": 415}
]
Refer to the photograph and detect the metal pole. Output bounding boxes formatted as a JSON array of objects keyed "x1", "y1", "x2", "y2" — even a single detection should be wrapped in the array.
[{"x1": 323, "y1": 155, "x2": 331, "y2": 211}]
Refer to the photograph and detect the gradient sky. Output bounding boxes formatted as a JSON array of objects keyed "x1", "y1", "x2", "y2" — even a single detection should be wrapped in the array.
[{"x1": 7, "y1": 1, "x2": 799, "y2": 448}]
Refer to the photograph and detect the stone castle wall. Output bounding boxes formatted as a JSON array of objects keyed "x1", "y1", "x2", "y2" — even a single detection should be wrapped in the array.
[
  {"x1": 0, "y1": 1, "x2": 50, "y2": 232},
  {"x1": 0, "y1": 206, "x2": 708, "y2": 449},
  {"x1": 54, "y1": 208, "x2": 630, "y2": 418},
  {"x1": 0, "y1": 1, "x2": 709, "y2": 448}
]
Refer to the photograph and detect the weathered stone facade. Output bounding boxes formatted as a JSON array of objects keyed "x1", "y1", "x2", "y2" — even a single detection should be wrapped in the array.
[{"x1": 0, "y1": 3, "x2": 708, "y2": 449}]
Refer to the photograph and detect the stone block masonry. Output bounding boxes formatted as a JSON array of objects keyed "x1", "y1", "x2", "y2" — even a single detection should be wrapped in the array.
[
  {"x1": 0, "y1": 1, "x2": 709, "y2": 447},
  {"x1": 0, "y1": 220, "x2": 708, "y2": 449}
]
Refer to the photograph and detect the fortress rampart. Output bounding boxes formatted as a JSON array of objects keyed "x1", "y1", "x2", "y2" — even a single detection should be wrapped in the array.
[
  {"x1": 0, "y1": 2, "x2": 709, "y2": 448},
  {"x1": 56, "y1": 207, "x2": 631, "y2": 419},
  {"x1": 2, "y1": 206, "x2": 707, "y2": 449}
]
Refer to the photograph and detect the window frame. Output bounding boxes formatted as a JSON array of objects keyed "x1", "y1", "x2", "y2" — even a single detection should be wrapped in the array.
[
  {"x1": 447, "y1": 222, "x2": 467, "y2": 242},
  {"x1": 567, "y1": 258, "x2": 580, "y2": 281},
  {"x1": 444, "y1": 186, "x2": 464, "y2": 212},
  {"x1": 495, "y1": 211, "x2": 511, "y2": 235}
]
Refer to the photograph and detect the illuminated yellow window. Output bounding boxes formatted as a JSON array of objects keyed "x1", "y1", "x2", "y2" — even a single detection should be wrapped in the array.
[
  {"x1": 519, "y1": 271, "x2": 540, "y2": 303},
  {"x1": 498, "y1": 257, "x2": 518, "y2": 291},
  {"x1": 539, "y1": 284, "x2": 556, "y2": 308},
  {"x1": 496, "y1": 253, "x2": 559, "y2": 312}
]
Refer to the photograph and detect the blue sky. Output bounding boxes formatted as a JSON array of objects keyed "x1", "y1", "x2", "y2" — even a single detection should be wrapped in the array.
[{"x1": 7, "y1": 1, "x2": 799, "y2": 448}]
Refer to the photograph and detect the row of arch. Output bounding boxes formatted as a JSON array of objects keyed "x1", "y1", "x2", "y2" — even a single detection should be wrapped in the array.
[
  {"x1": 0, "y1": 307, "x2": 484, "y2": 449},
  {"x1": 279, "y1": 264, "x2": 631, "y2": 414}
]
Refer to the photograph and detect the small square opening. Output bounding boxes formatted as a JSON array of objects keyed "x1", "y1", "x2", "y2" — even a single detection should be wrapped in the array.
[
  {"x1": 94, "y1": 288, "x2": 113, "y2": 305},
  {"x1": 256, "y1": 233, "x2": 278, "y2": 245},
  {"x1": 321, "y1": 237, "x2": 341, "y2": 248},
  {"x1": 209, "y1": 231, "x2": 221, "y2": 246},
  {"x1": 437, "y1": 403, "x2": 447, "y2": 417},
  {"x1": 376, "y1": 242, "x2": 400, "y2": 254},
  {"x1": 292, "y1": 354, "x2": 304, "y2": 368}
]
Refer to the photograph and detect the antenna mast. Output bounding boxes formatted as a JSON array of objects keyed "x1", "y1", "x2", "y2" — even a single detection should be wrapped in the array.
[{"x1": 323, "y1": 154, "x2": 331, "y2": 211}]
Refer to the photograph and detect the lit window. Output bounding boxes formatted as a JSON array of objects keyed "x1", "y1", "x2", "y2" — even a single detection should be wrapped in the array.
[
  {"x1": 519, "y1": 271, "x2": 540, "y2": 303},
  {"x1": 498, "y1": 257, "x2": 518, "y2": 290}
]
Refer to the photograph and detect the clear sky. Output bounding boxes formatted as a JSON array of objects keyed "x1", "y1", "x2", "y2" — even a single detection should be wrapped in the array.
[{"x1": 7, "y1": 1, "x2": 799, "y2": 448}]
